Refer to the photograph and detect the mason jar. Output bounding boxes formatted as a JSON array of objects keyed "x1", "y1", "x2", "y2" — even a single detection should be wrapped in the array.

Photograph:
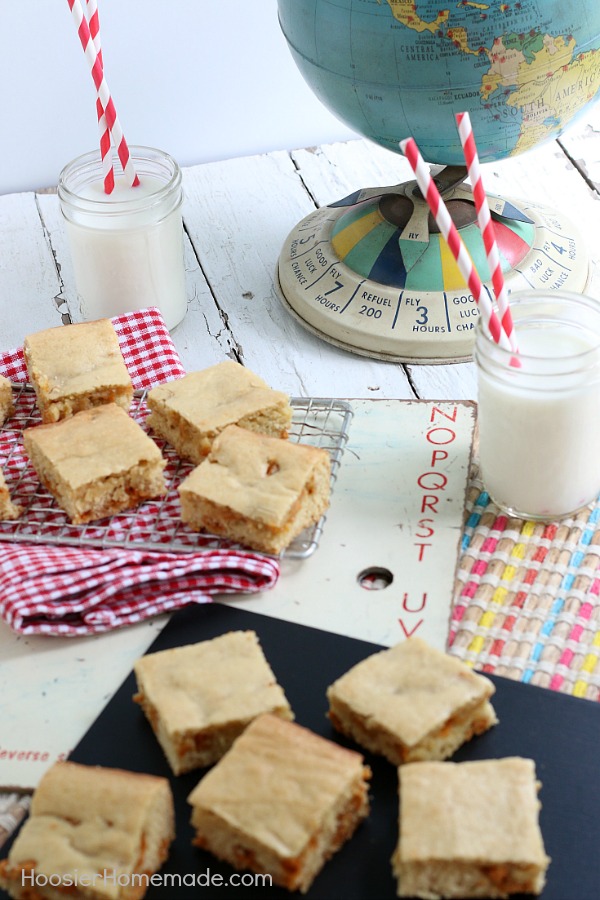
[
  {"x1": 474, "y1": 290, "x2": 600, "y2": 521},
  {"x1": 58, "y1": 146, "x2": 187, "y2": 330}
]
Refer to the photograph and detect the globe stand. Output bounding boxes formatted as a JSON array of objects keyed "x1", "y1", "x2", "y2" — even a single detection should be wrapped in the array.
[{"x1": 276, "y1": 167, "x2": 590, "y2": 364}]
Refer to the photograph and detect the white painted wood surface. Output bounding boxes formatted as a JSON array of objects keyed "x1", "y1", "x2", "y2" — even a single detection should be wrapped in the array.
[
  {"x1": 3, "y1": 108, "x2": 600, "y2": 400},
  {"x1": 1, "y1": 111, "x2": 600, "y2": 793}
]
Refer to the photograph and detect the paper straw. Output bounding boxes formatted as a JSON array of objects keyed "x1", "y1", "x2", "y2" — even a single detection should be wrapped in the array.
[
  {"x1": 456, "y1": 111, "x2": 518, "y2": 352},
  {"x1": 400, "y1": 136, "x2": 512, "y2": 351},
  {"x1": 67, "y1": 0, "x2": 140, "y2": 188},
  {"x1": 86, "y1": 0, "x2": 114, "y2": 194}
]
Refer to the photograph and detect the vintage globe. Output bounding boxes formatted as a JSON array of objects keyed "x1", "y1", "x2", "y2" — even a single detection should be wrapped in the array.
[
  {"x1": 276, "y1": 0, "x2": 600, "y2": 362},
  {"x1": 278, "y1": 0, "x2": 600, "y2": 165}
]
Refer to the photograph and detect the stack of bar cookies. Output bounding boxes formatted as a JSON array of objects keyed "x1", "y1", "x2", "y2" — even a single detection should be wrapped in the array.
[
  {"x1": 0, "y1": 626, "x2": 552, "y2": 898},
  {"x1": 129, "y1": 626, "x2": 549, "y2": 898},
  {"x1": 3, "y1": 324, "x2": 332, "y2": 553},
  {"x1": 132, "y1": 628, "x2": 371, "y2": 894},
  {"x1": 147, "y1": 361, "x2": 332, "y2": 555}
]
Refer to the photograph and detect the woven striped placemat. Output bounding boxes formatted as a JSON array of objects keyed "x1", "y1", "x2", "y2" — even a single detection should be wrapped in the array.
[{"x1": 450, "y1": 460, "x2": 600, "y2": 701}]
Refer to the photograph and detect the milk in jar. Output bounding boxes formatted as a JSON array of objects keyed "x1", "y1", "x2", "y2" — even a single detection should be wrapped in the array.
[
  {"x1": 475, "y1": 291, "x2": 600, "y2": 521},
  {"x1": 58, "y1": 147, "x2": 187, "y2": 330}
]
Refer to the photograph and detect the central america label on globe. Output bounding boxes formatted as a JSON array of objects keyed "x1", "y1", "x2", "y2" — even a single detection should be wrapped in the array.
[{"x1": 278, "y1": 0, "x2": 600, "y2": 165}]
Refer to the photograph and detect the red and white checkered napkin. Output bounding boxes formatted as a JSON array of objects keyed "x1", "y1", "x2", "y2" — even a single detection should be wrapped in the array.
[
  {"x1": 0, "y1": 544, "x2": 280, "y2": 637},
  {"x1": 0, "y1": 308, "x2": 280, "y2": 636},
  {"x1": 0, "y1": 306, "x2": 186, "y2": 388}
]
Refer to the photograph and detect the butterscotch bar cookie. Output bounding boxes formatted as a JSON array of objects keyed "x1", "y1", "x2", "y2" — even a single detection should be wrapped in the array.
[
  {"x1": 133, "y1": 630, "x2": 294, "y2": 774},
  {"x1": 0, "y1": 374, "x2": 14, "y2": 426},
  {"x1": 327, "y1": 637, "x2": 497, "y2": 765},
  {"x1": 391, "y1": 758, "x2": 550, "y2": 899},
  {"x1": 146, "y1": 360, "x2": 293, "y2": 463},
  {"x1": 0, "y1": 760, "x2": 175, "y2": 900},
  {"x1": 178, "y1": 424, "x2": 331, "y2": 554},
  {"x1": 24, "y1": 318, "x2": 133, "y2": 423},
  {"x1": 188, "y1": 714, "x2": 371, "y2": 894},
  {"x1": 23, "y1": 403, "x2": 166, "y2": 524},
  {"x1": 0, "y1": 469, "x2": 20, "y2": 521}
]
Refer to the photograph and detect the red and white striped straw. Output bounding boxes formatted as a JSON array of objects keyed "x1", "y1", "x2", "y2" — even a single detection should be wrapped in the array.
[
  {"x1": 456, "y1": 111, "x2": 518, "y2": 352},
  {"x1": 85, "y1": 0, "x2": 113, "y2": 194},
  {"x1": 67, "y1": 0, "x2": 140, "y2": 189},
  {"x1": 400, "y1": 136, "x2": 512, "y2": 351}
]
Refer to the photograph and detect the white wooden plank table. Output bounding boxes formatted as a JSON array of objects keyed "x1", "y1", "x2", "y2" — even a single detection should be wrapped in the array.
[
  {"x1": 1, "y1": 110, "x2": 600, "y2": 805},
  {"x1": 4, "y1": 114, "x2": 600, "y2": 399}
]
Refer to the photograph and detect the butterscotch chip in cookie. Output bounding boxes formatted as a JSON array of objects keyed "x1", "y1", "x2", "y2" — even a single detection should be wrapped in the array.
[
  {"x1": 178, "y1": 424, "x2": 331, "y2": 554},
  {"x1": 187, "y1": 714, "x2": 371, "y2": 894},
  {"x1": 133, "y1": 630, "x2": 294, "y2": 774},
  {"x1": 0, "y1": 469, "x2": 20, "y2": 521},
  {"x1": 0, "y1": 760, "x2": 175, "y2": 900},
  {"x1": 146, "y1": 360, "x2": 292, "y2": 464},
  {"x1": 327, "y1": 637, "x2": 497, "y2": 766},
  {"x1": 23, "y1": 403, "x2": 166, "y2": 524},
  {"x1": 392, "y1": 758, "x2": 550, "y2": 898},
  {"x1": 24, "y1": 318, "x2": 133, "y2": 423},
  {"x1": 0, "y1": 374, "x2": 14, "y2": 426}
]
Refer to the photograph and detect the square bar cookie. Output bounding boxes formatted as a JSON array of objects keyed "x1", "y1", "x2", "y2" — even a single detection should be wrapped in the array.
[
  {"x1": 178, "y1": 424, "x2": 331, "y2": 554},
  {"x1": 146, "y1": 360, "x2": 293, "y2": 464},
  {"x1": 23, "y1": 403, "x2": 166, "y2": 524},
  {"x1": 392, "y1": 758, "x2": 550, "y2": 898},
  {"x1": 24, "y1": 318, "x2": 133, "y2": 423},
  {"x1": 188, "y1": 714, "x2": 371, "y2": 894},
  {"x1": 133, "y1": 630, "x2": 294, "y2": 774},
  {"x1": 0, "y1": 760, "x2": 175, "y2": 900},
  {"x1": 0, "y1": 469, "x2": 20, "y2": 521},
  {"x1": 0, "y1": 374, "x2": 14, "y2": 426},
  {"x1": 327, "y1": 637, "x2": 497, "y2": 765}
]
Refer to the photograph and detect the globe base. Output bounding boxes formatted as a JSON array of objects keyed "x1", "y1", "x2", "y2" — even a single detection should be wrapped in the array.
[{"x1": 276, "y1": 181, "x2": 590, "y2": 363}]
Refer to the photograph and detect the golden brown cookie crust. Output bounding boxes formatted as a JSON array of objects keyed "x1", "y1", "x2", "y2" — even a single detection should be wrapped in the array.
[
  {"x1": 23, "y1": 403, "x2": 166, "y2": 524},
  {"x1": 24, "y1": 319, "x2": 133, "y2": 423},
  {"x1": 146, "y1": 361, "x2": 292, "y2": 463}
]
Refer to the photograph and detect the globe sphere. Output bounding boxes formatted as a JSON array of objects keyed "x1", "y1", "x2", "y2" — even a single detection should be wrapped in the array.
[{"x1": 278, "y1": 0, "x2": 600, "y2": 165}]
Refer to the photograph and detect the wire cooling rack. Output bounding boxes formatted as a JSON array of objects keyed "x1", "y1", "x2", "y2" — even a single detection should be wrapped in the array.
[{"x1": 0, "y1": 385, "x2": 353, "y2": 559}]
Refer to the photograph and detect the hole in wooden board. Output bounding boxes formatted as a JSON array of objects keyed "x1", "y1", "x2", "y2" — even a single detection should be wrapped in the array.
[{"x1": 357, "y1": 566, "x2": 393, "y2": 590}]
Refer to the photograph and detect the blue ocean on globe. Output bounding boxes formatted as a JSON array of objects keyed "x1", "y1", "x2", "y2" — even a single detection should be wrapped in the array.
[{"x1": 278, "y1": 0, "x2": 600, "y2": 165}]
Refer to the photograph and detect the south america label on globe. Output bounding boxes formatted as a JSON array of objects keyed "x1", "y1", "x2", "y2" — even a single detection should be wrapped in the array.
[{"x1": 277, "y1": 185, "x2": 588, "y2": 362}]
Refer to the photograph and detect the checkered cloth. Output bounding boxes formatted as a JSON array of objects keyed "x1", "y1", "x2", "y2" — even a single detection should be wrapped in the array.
[
  {"x1": 0, "y1": 308, "x2": 280, "y2": 636},
  {"x1": 0, "y1": 307, "x2": 186, "y2": 388},
  {"x1": 0, "y1": 544, "x2": 280, "y2": 636}
]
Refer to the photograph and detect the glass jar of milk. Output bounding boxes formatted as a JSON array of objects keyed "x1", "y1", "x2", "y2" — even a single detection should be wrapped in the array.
[
  {"x1": 475, "y1": 291, "x2": 600, "y2": 521},
  {"x1": 58, "y1": 146, "x2": 187, "y2": 330}
]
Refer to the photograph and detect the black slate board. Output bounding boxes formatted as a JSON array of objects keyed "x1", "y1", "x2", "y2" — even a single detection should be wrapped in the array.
[{"x1": 4, "y1": 603, "x2": 600, "y2": 900}]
